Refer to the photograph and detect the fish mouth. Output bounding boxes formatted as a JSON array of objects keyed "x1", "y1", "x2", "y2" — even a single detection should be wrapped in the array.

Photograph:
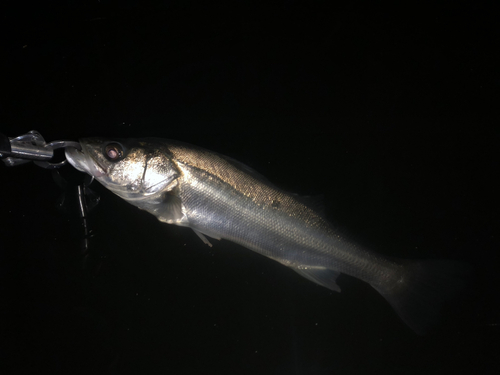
[{"x1": 65, "y1": 143, "x2": 107, "y2": 177}]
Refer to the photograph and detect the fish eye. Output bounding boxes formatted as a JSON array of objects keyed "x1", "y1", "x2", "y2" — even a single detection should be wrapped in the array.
[{"x1": 104, "y1": 143, "x2": 124, "y2": 161}]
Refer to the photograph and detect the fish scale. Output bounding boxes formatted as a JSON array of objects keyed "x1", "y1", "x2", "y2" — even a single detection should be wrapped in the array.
[{"x1": 65, "y1": 137, "x2": 469, "y2": 334}]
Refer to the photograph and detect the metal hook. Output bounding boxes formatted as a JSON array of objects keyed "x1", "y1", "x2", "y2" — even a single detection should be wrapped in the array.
[{"x1": 1, "y1": 130, "x2": 81, "y2": 169}]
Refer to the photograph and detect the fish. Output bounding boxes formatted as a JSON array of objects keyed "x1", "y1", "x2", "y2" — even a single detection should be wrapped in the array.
[{"x1": 65, "y1": 137, "x2": 468, "y2": 334}]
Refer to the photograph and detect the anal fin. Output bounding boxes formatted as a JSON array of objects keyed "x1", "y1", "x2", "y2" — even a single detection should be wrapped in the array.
[{"x1": 292, "y1": 267, "x2": 341, "y2": 292}]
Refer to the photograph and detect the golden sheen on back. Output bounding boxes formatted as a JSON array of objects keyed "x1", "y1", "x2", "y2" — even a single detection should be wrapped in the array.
[{"x1": 65, "y1": 137, "x2": 469, "y2": 335}]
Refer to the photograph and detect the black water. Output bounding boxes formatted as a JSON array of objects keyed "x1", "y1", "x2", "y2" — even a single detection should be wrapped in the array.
[{"x1": 1, "y1": 3, "x2": 498, "y2": 374}]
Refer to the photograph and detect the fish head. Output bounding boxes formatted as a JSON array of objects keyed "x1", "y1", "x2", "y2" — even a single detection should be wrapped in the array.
[{"x1": 65, "y1": 138, "x2": 180, "y2": 200}]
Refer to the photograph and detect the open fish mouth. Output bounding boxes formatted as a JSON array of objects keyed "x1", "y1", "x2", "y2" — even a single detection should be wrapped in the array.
[{"x1": 65, "y1": 143, "x2": 107, "y2": 177}]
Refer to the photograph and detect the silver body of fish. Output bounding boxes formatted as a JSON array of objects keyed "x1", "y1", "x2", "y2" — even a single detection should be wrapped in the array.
[{"x1": 65, "y1": 137, "x2": 467, "y2": 334}]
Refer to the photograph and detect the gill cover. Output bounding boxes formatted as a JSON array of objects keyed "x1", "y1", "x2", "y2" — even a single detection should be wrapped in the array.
[{"x1": 66, "y1": 138, "x2": 184, "y2": 223}]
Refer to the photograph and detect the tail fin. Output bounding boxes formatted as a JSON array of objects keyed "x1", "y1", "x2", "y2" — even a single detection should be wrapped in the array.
[{"x1": 371, "y1": 260, "x2": 471, "y2": 335}]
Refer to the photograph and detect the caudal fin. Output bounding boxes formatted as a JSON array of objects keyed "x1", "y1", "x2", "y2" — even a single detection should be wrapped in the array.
[{"x1": 372, "y1": 260, "x2": 471, "y2": 335}]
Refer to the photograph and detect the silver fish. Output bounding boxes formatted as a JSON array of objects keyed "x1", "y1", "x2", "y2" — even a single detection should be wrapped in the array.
[{"x1": 65, "y1": 137, "x2": 467, "y2": 334}]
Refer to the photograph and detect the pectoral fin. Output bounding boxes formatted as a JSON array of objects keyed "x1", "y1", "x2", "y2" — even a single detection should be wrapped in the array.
[
  {"x1": 155, "y1": 183, "x2": 186, "y2": 224},
  {"x1": 292, "y1": 268, "x2": 341, "y2": 292}
]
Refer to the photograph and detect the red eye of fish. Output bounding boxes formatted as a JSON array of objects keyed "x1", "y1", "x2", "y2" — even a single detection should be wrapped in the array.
[{"x1": 105, "y1": 143, "x2": 123, "y2": 161}]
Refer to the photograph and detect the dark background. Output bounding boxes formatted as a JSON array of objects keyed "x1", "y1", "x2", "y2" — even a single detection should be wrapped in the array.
[{"x1": 1, "y1": 2, "x2": 498, "y2": 374}]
